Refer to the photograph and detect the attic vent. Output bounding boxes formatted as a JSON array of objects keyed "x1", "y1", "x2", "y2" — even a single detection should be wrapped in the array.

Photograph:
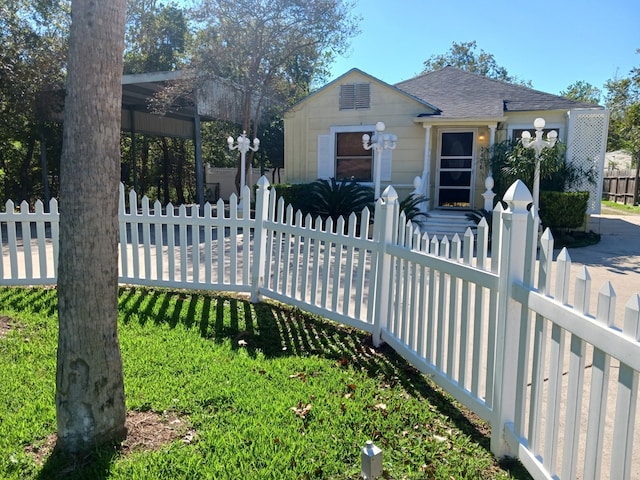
[{"x1": 340, "y1": 83, "x2": 370, "y2": 110}]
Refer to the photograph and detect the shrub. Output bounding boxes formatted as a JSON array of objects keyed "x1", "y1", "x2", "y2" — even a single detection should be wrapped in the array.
[
  {"x1": 308, "y1": 177, "x2": 374, "y2": 222},
  {"x1": 482, "y1": 139, "x2": 596, "y2": 201},
  {"x1": 399, "y1": 193, "x2": 429, "y2": 228},
  {"x1": 267, "y1": 183, "x2": 315, "y2": 216},
  {"x1": 539, "y1": 191, "x2": 590, "y2": 231}
]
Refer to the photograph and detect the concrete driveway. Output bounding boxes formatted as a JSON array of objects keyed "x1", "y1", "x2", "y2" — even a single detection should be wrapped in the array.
[{"x1": 563, "y1": 210, "x2": 640, "y2": 325}]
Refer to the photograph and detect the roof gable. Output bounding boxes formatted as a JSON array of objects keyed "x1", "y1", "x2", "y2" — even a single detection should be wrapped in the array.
[
  {"x1": 394, "y1": 66, "x2": 602, "y2": 119},
  {"x1": 288, "y1": 68, "x2": 441, "y2": 114}
]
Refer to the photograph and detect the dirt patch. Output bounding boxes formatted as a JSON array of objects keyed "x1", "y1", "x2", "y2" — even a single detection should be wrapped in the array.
[
  {"x1": 0, "y1": 315, "x2": 14, "y2": 339},
  {"x1": 25, "y1": 410, "x2": 195, "y2": 466}
]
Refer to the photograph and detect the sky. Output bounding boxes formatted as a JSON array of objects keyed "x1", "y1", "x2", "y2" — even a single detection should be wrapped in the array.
[{"x1": 327, "y1": 0, "x2": 639, "y2": 96}]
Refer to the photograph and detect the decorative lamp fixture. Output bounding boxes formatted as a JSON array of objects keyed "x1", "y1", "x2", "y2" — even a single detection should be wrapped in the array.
[
  {"x1": 361, "y1": 440, "x2": 383, "y2": 479},
  {"x1": 362, "y1": 121, "x2": 397, "y2": 199},
  {"x1": 521, "y1": 117, "x2": 557, "y2": 210},
  {"x1": 227, "y1": 131, "x2": 260, "y2": 209}
]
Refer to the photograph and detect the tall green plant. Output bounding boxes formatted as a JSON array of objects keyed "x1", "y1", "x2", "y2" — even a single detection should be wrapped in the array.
[
  {"x1": 308, "y1": 177, "x2": 373, "y2": 223},
  {"x1": 482, "y1": 139, "x2": 596, "y2": 202}
]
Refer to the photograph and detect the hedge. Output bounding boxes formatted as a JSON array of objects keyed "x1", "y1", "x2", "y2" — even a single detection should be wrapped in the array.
[{"x1": 539, "y1": 191, "x2": 589, "y2": 230}]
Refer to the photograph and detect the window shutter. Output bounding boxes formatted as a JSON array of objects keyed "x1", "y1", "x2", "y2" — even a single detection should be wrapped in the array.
[
  {"x1": 317, "y1": 134, "x2": 333, "y2": 179},
  {"x1": 355, "y1": 83, "x2": 370, "y2": 109},
  {"x1": 339, "y1": 84, "x2": 355, "y2": 110},
  {"x1": 380, "y1": 148, "x2": 392, "y2": 181},
  {"x1": 340, "y1": 83, "x2": 370, "y2": 110}
]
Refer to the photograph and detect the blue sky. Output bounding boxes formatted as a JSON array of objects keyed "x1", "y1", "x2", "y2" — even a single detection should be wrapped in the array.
[{"x1": 327, "y1": 0, "x2": 639, "y2": 96}]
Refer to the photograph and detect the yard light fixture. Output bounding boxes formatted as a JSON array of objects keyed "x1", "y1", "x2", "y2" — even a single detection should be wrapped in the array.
[
  {"x1": 362, "y1": 121, "x2": 397, "y2": 199},
  {"x1": 227, "y1": 131, "x2": 260, "y2": 209},
  {"x1": 361, "y1": 440, "x2": 383, "y2": 479},
  {"x1": 521, "y1": 117, "x2": 557, "y2": 210}
]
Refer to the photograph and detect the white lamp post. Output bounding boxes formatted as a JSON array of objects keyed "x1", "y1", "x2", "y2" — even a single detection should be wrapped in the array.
[
  {"x1": 362, "y1": 121, "x2": 397, "y2": 199},
  {"x1": 521, "y1": 117, "x2": 557, "y2": 210},
  {"x1": 227, "y1": 131, "x2": 259, "y2": 208}
]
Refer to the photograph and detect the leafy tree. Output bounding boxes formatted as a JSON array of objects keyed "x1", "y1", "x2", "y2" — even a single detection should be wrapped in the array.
[
  {"x1": 121, "y1": 0, "x2": 192, "y2": 203},
  {"x1": 560, "y1": 80, "x2": 602, "y2": 104},
  {"x1": 124, "y1": 0, "x2": 188, "y2": 74},
  {"x1": 56, "y1": 0, "x2": 127, "y2": 453},
  {"x1": 422, "y1": 40, "x2": 532, "y2": 87},
  {"x1": 189, "y1": 0, "x2": 360, "y2": 191},
  {"x1": 0, "y1": 0, "x2": 69, "y2": 203},
  {"x1": 604, "y1": 51, "x2": 640, "y2": 174}
]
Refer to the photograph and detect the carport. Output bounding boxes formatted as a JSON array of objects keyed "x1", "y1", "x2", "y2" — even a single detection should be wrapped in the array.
[{"x1": 39, "y1": 70, "x2": 253, "y2": 206}]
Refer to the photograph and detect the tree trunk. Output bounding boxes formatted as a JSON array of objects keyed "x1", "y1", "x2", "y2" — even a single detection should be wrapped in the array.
[
  {"x1": 56, "y1": 0, "x2": 127, "y2": 454},
  {"x1": 19, "y1": 136, "x2": 35, "y2": 203},
  {"x1": 140, "y1": 136, "x2": 149, "y2": 196},
  {"x1": 161, "y1": 136, "x2": 171, "y2": 205},
  {"x1": 173, "y1": 138, "x2": 185, "y2": 204}
]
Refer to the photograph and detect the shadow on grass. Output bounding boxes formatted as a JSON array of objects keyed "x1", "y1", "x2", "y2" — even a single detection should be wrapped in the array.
[
  {"x1": 35, "y1": 446, "x2": 118, "y2": 480},
  {"x1": 0, "y1": 286, "x2": 531, "y2": 479},
  {"x1": 117, "y1": 287, "x2": 530, "y2": 478}
]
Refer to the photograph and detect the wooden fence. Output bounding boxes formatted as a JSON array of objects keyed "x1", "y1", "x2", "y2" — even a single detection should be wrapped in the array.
[
  {"x1": 603, "y1": 169, "x2": 638, "y2": 205},
  {"x1": 2, "y1": 177, "x2": 639, "y2": 480}
]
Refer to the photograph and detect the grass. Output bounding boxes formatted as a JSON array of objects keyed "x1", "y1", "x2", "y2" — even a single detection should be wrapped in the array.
[
  {"x1": 0, "y1": 287, "x2": 531, "y2": 480},
  {"x1": 601, "y1": 199, "x2": 640, "y2": 214}
]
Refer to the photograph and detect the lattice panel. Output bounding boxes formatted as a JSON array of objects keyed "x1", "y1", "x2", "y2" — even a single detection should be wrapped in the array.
[{"x1": 566, "y1": 110, "x2": 609, "y2": 214}]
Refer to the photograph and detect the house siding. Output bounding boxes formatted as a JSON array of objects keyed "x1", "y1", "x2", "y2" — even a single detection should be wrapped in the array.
[
  {"x1": 285, "y1": 71, "x2": 434, "y2": 193},
  {"x1": 285, "y1": 68, "x2": 608, "y2": 212}
]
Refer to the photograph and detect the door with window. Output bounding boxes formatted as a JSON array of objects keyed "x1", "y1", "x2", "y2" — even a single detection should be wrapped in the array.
[{"x1": 436, "y1": 131, "x2": 475, "y2": 208}]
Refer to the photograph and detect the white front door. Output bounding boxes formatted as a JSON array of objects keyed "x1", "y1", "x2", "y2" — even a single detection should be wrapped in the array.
[{"x1": 436, "y1": 131, "x2": 475, "y2": 208}]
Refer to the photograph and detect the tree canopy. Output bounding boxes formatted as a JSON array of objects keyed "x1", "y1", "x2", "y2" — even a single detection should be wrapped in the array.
[
  {"x1": 422, "y1": 40, "x2": 531, "y2": 87},
  {"x1": 190, "y1": 0, "x2": 359, "y2": 134},
  {"x1": 604, "y1": 50, "x2": 640, "y2": 159},
  {"x1": 560, "y1": 80, "x2": 602, "y2": 105}
]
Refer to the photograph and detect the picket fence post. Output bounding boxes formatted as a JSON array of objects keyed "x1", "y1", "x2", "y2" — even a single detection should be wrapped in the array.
[
  {"x1": 251, "y1": 176, "x2": 270, "y2": 302},
  {"x1": 491, "y1": 179, "x2": 532, "y2": 458},
  {"x1": 371, "y1": 186, "x2": 399, "y2": 347}
]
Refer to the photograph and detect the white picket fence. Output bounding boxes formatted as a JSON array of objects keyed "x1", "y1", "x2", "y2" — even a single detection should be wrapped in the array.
[{"x1": 1, "y1": 176, "x2": 639, "y2": 480}]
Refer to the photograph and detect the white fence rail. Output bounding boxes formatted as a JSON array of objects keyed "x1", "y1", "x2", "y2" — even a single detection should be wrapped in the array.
[{"x1": 2, "y1": 176, "x2": 639, "y2": 480}]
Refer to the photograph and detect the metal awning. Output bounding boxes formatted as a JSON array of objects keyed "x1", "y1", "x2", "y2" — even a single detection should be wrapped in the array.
[{"x1": 121, "y1": 71, "x2": 200, "y2": 139}]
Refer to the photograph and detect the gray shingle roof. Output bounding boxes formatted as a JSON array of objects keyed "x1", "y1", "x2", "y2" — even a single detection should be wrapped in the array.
[{"x1": 394, "y1": 67, "x2": 602, "y2": 119}]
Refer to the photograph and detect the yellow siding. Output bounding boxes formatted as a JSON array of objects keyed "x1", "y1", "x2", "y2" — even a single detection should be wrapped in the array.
[
  {"x1": 285, "y1": 70, "x2": 573, "y2": 210},
  {"x1": 285, "y1": 71, "x2": 431, "y2": 185}
]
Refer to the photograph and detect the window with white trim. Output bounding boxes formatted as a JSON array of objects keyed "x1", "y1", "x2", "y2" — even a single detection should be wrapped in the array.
[
  {"x1": 511, "y1": 127, "x2": 561, "y2": 142},
  {"x1": 335, "y1": 131, "x2": 373, "y2": 181}
]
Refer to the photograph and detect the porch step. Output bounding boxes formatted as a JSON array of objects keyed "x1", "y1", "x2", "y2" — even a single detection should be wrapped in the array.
[{"x1": 421, "y1": 210, "x2": 478, "y2": 239}]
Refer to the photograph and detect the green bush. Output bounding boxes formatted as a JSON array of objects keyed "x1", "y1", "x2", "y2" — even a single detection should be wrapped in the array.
[
  {"x1": 308, "y1": 177, "x2": 374, "y2": 222},
  {"x1": 259, "y1": 183, "x2": 315, "y2": 216},
  {"x1": 539, "y1": 191, "x2": 590, "y2": 230}
]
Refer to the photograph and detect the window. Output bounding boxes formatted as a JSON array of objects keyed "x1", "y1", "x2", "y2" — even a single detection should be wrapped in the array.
[
  {"x1": 339, "y1": 83, "x2": 370, "y2": 110},
  {"x1": 335, "y1": 131, "x2": 373, "y2": 181},
  {"x1": 512, "y1": 128, "x2": 559, "y2": 142}
]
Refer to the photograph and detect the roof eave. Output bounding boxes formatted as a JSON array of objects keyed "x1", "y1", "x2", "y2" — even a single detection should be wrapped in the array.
[{"x1": 413, "y1": 115, "x2": 507, "y2": 126}]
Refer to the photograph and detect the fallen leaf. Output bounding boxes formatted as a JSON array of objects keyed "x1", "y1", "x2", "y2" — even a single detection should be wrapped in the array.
[
  {"x1": 374, "y1": 403, "x2": 387, "y2": 410},
  {"x1": 291, "y1": 402, "x2": 312, "y2": 419},
  {"x1": 288, "y1": 372, "x2": 307, "y2": 382}
]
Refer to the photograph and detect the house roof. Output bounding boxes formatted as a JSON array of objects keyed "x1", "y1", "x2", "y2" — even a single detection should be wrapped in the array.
[
  {"x1": 394, "y1": 66, "x2": 603, "y2": 119},
  {"x1": 288, "y1": 68, "x2": 442, "y2": 114}
]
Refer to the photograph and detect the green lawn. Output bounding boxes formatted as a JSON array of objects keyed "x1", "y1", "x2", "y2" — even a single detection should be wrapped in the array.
[
  {"x1": 0, "y1": 287, "x2": 531, "y2": 479},
  {"x1": 601, "y1": 199, "x2": 640, "y2": 214}
]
